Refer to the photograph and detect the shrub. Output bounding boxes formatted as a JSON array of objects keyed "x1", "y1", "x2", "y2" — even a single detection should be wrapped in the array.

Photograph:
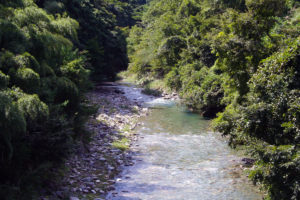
[
  {"x1": 0, "y1": 70, "x2": 9, "y2": 88},
  {"x1": 14, "y1": 67, "x2": 40, "y2": 93},
  {"x1": 55, "y1": 77, "x2": 79, "y2": 111}
]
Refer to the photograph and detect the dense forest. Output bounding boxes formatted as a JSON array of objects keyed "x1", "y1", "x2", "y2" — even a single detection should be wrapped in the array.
[
  {"x1": 1, "y1": 0, "x2": 299, "y2": 199},
  {"x1": 0, "y1": 0, "x2": 144, "y2": 199},
  {"x1": 126, "y1": 0, "x2": 299, "y2": 199}
]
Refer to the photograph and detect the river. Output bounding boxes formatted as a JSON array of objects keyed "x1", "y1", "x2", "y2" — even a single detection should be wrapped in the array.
[{"x1": 106, "y1": 84, "x2": 263, "y2": 200}]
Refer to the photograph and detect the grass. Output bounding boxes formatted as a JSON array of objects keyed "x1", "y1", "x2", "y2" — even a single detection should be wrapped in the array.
[
  {"x1": 121, "y1": 124, "x2": 131, "y2": 133},
  {"x1": 131, "y1": 106, "x2": 139, "y2": 114},
  {"x1": 112, "y1": 138, "x2": 130, "y2": 151}
]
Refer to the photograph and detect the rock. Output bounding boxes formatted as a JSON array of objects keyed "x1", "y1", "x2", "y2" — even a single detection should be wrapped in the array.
[
  {"x1": 83, "y1": 189, "x2": 89, "y2": 193},
  {"x1": 99, "y1": 189, "x2": 105, "y2": 194},
  {"x1": 82, "y1": 177, "x2": 92, "y2": 182},
  {"x1": 55, "y1": 191, "x2": 64, "y2": 198},
  {"x1": 107, "y1": 186, "x2": 115, "y2": 191},
  {"x1": 241, "y1": 158, "x2": 255, "y2": 167},
  {"x1": 87, "y1": 182, "x2": 95, "y2": 187},
  {"x1": 114, "y1": 89, "x2": 124, "y2": 94},
  {"x1": 70, "y1": 197, "x2": 80, "y2": 200}
]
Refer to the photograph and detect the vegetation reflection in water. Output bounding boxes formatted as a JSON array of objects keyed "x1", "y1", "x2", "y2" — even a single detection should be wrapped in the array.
[{"x1": 108, "y1": 88, "x2": 263, "y2": 200}]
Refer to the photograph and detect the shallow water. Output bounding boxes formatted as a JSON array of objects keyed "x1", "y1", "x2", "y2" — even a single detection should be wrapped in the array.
[{"x1": 107, "y1": 84, "x2": 262, "y2": 200}]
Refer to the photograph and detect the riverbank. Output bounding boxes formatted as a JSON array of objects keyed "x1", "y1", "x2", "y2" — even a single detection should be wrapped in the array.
[{"x1": 41, "y1": 82, "x2": 149, "y2": 200}]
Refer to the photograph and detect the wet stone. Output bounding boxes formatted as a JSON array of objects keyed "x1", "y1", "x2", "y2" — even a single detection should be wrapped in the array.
[{"x1": 70, "y1": 197, "x2": 80, "y2": 200}]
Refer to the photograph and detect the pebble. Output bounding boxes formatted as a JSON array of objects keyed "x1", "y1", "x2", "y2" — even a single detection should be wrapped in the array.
[
  {"x1": 83, "y1": 189, "x2": 89, "y2": 193},
  {"x1": 55, "y1": 191, "x2": 63, "y2": 198},
  {"x1": 70, "y1": 197, "x2": 80, "y2": 200}
]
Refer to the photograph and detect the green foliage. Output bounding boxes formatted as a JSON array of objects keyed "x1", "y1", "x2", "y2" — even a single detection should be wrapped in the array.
[
  {"x1": 50, "y1": 16, "x2": 79, "y2": 40},
  {"x1": 213, "y1": 34, "x2": 300, "y2": 200},
  {"x1": 15, "y1": 67, "x2": 40, "y2": 93},
  {"x1": 246, "y1": 0, "x2": 287, "y2": 18},
  {"x1": 156, "y1": 36, "x2": 187, "y2": 76},
  {"x1": 178, "y1": 65, "x2": 225, "y2": 117},
  {"x1": 249, "y1": 145, "x2": 300, "y2": 200},
  {"x1": 0, "y1": 91, "x2": 26, "y2": 160},
  {"x1": 0, "y1": 0, "x2": 99, "y2": 198},
  {"x1": 219, "y1": 0, "x2": 246, "y2": 10},
  {"x1": 15, "y1": 52, "x2": 41, "y2": 74},
  {"x1": 165, "y1": 68, "x2": 181, "y2": 91},
  {"x1": 55, "y1": 77, "x2": 79, "y2": 110},
  {"x1": 0, "y1": 70, "x2": 9, "y2": 88},
  {"x1": 60, "y1": 57, "x2": 89, "y2": 89},
  {"x1": 0, "y1": 19, "x2": 27, "y2": 53},
  {"x1": 17, "y1": 94, "x2": 49, "y2": 128},
  {"x1": 43, "y1": 0, "x2": 146, "y2": 81}
]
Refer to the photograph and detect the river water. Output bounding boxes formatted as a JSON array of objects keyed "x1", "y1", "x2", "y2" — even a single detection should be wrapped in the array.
[{"x1": 106, "y1": 84, "x2": 263, "y2": 200}]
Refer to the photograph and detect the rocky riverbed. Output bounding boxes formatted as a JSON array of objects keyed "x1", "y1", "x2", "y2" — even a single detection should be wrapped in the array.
[{"x1": 41, "y1": 82, "x2": 149, "y2": 200}]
